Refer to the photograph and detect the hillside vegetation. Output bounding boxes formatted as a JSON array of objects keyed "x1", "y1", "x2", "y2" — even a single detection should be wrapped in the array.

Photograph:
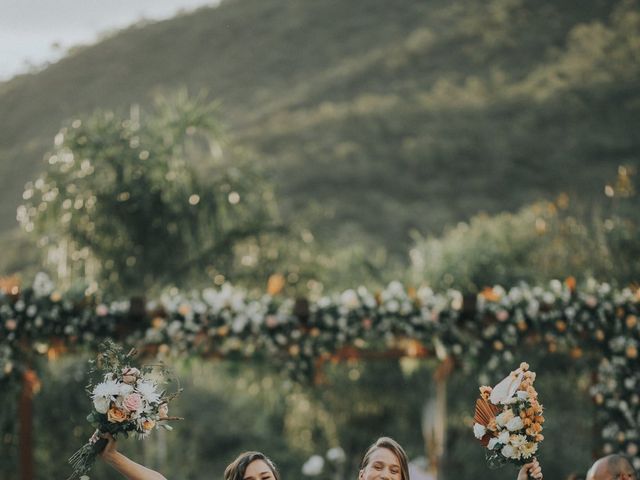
[{"x1": 1, "y1": 0, "x2": 639, "y2": 256}]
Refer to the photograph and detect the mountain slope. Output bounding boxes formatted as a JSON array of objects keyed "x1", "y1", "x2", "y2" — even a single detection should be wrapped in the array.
[{"x1": 1, "y1": 0, "x2": 638, "y2": 255}]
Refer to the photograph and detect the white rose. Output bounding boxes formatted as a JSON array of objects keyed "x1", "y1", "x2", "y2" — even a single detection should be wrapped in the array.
[
  {"x1": 496, "y1": 409, "x2": 514, "y2": 427},
  {"x1": 501, "y1": 444, "x2": 517, "y2": 459},
  {"x1": 93, "y1": 396, "x2": 110, "y2": 414},
  {"x1": 506, "y1": 417, "x2": 524, "y2": 432},
  {"x1": 302, "y1": 455, "x2": 324, "y2": 476},
  {"x1": 498, "y1": 430, "x2": 510, "y2": 444},
  {"x1": 473, "y1": 423, "x2": 487, "y2": 439},
  {"x1": 488, "y1": 437, "x2": 500, "y2": 450},
  {"x1": 516, "y1": 390, "x2": 530, "y2": 400}
]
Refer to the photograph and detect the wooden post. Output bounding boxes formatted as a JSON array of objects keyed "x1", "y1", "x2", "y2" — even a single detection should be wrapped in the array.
[
  {"x1": 19, "y1": 369, "x2": 39, "y2": 480},
  {"x1": 423, "y1": 357, "x2": 454, "y2": 480}
]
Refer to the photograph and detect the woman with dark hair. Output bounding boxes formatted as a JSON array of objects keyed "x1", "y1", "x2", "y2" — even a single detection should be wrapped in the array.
[
  {"x1": 358, "y1": 437, "x2": 410, "y2": 480},
  {"x1": 224, "y1": 451, "x2": 281, "y2": 480},
  {"x1": 98, "y1": 435, "x2": 280, "y2": 480}
]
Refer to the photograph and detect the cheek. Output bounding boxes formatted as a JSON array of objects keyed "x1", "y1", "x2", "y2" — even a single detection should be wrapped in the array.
[{"x1": 363, "y1": 467, "x2": 379, "y2": 480}]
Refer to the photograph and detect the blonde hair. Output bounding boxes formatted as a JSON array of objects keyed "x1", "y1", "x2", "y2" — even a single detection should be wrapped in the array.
[{"x1": 360, "y1": 437, "x2": 410, "y2": 480}]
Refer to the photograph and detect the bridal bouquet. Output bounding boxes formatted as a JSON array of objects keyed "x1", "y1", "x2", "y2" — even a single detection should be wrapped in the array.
[
  {"x1": 68, "y1": 340, "x2": 181, "y2": 479},
  {"x1": 472, "y1": 362, "x2": 544, "y2": 470}
]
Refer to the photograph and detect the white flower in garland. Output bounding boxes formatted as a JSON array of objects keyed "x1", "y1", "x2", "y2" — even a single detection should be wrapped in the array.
[
  {"x1": 302, "y1": 455, "x2": 324, "y2": 476},
  {"x1": 340, "y1": 289, "x2": 360, "y2": 310},
  {"x1": 326, "y1": 447, "x2": 346, "y2": 463},
  {"x1": 32, "y1": 272, "x2": 54, "y2": 298}
]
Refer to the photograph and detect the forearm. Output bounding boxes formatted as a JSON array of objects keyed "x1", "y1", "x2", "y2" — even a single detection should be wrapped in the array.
[{"x1": 103, "y1": 451, "x2": 167, "y2": 480}]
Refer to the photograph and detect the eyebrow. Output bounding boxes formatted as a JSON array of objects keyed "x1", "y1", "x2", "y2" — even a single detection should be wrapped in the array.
[{"x1": 373, "y1": 461, "x2": 400, "y2": 468}]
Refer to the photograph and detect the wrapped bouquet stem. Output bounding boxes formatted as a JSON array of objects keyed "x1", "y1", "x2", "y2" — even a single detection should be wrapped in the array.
[
  {"x1": 473, "y1": 362, "x2": 544, "y2": 479},
  {"x1": 67, "y1": 340, "x2": 182, "y2": 480}
]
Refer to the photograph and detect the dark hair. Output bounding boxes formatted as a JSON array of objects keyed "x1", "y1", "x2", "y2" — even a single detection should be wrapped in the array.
[
  {"x1": 359, "y1": 437, "x2": 410, "y2": 480},
  {"x1": 224, "y1": 451, "x2": 280, "y2": 480}
]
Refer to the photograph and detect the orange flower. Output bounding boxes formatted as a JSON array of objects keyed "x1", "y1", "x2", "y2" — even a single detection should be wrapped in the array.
[
  {"x1": 481, "y1": 287, "x2": 500, "y2": 302},
  {"x1": 107, "y1": 407, "x2": 128, "y2": 423},
  {"x1": 267, "y1": 274, "x2": 286, "y2": 296},
  {"x1": 565, "y1": 276, "x2": 576, "y2": 291},
  {"x1": 535, "y1": 434, "x2": 544, "y2": 442},
  {"x1": 289, "y1": 344, "x2": 300, "y2": 356},
  {"x1": 142, "y1": 419, "x2": 156, "y2": 430},
  {"x1": 152, "y1": 317, "x2": 166, "y2": 330}
]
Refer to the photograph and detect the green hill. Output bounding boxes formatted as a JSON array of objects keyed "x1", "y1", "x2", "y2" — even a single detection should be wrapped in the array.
[{"x1": 1, "y1": 0, "x2": 639, "y2": 258}]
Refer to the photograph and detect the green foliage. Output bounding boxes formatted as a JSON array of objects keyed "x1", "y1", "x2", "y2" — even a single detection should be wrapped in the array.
[
  {"x1": 0, "y1": 0, "x2": 638, "y2": 255},
  {"x1": 409, "y1": 168, "x2": 640, "y2": 291},
  {"x1": 17, "y1": 92, "x2": 280, "y2": 295}
]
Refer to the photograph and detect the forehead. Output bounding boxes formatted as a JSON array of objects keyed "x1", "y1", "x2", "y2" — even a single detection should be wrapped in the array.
[
  {"x1": 244, "y1": 459, "x2": 272, "y2": 477},
  {"x1": 369, "y1": 447, "x2": 400, "y2": 466}
]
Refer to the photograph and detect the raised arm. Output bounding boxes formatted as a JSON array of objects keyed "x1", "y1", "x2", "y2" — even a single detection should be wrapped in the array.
[{"x1": 99, "y1": 433, "x2": 168, "y2": 480}]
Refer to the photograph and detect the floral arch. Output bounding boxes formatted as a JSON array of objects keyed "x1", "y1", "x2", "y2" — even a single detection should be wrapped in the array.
[{"x1": 2, "y1": 274, "x2": 639, "y2": 478}]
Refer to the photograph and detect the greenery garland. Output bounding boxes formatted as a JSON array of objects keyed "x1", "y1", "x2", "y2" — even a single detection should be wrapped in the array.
[{"x1": 1, "y1": 274, "x2": 639, "y2": 468}]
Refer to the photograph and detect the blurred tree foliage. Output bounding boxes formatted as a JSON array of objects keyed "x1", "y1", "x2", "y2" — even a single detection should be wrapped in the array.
[
  {"x1": 409, "y1": 166, "x2": 640, "y2": 291},
  {"x1": 16, "y1": 92, "x2": 282, "y2": 295}
]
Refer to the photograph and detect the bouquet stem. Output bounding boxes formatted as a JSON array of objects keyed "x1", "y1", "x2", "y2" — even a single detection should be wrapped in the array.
[{"x1": 67, "y1": 433, "x2": 109, "y2": 480}]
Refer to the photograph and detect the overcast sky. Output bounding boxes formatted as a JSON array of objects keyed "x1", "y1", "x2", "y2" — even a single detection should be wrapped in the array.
[{"x1": 0, "y1": 0, "x2": 219, "y2": 80}]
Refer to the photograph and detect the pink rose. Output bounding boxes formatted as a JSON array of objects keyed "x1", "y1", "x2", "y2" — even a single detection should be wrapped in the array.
[
  {"x1": 5, "y1": 319, "x2": 17, "y2": 331},
  {"x1": 123, "y1": 393, "x2": 143, "y2": 412},
  {"x1": 122, "y1": 367, "x2": 140, "y2": 384}
]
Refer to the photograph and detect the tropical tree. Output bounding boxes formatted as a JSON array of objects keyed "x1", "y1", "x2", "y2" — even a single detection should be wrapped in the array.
[{"x1": 17, "y1": 91, "x2": 281, "y2": 295}]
